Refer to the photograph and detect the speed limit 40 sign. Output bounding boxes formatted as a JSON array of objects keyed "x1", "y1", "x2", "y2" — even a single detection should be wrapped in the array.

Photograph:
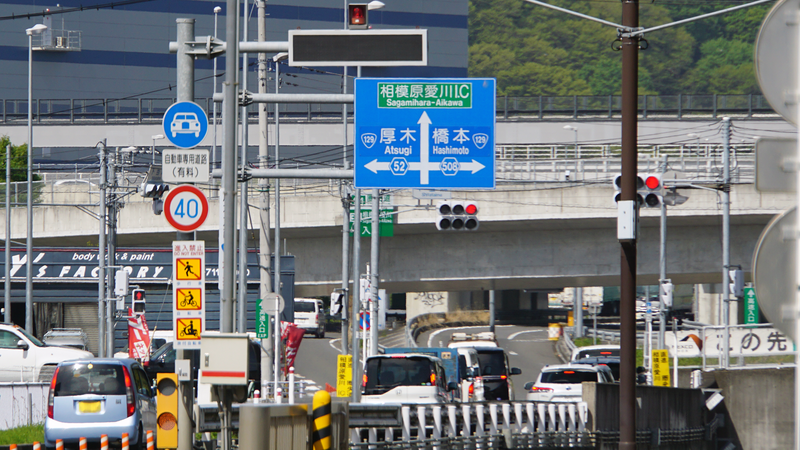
[{"x1": 164, "y1": 184, "x2": 209, "y2": 232}]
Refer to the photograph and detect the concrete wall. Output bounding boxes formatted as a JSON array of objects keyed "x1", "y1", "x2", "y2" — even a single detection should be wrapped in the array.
[{"x1": 712, "y1": 368, "x2": 794, "y2": 450}]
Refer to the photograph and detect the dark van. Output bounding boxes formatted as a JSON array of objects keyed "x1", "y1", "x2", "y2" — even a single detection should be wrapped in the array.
[{"x1": 474, "y1": 347, "x2": 522, "y2": 401}]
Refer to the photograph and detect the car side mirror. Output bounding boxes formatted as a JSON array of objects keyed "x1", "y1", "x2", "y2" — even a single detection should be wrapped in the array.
[
  {"x1": 17, "y1": 340, "x2": 29, "y2": 350},
  {"x1": 447, "y1": 381, "x2": 458, "y2": 392},
  {"x1": 523, "y1": 381, "x2": 535, "y2": 390},
  {"x1": 510, "y1": 367, "x2": 522, "y2": 375}
]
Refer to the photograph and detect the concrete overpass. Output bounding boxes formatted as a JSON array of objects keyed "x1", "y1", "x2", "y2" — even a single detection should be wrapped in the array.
[{"x1": 4, "y1": 179, "x2": 792, "y2": 297}]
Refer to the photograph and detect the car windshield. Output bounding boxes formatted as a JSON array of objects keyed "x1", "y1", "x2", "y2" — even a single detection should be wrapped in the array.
[
  {"x1": 55, "y1": 362, "x2": 126, "y2": 396},
  {"x1": 540, "y1": 370, "x2": 598, "y2": 384},
  {"x1": 16, "y1": 326, "x2": 45, "y2": 347},
  {"x1": 294, "y1": 302, "x2": 316, "y2": 313},
  {"x1": 151, "y1": 342, "x2": 175, "y2": 362},
  {"x1": 364, "y1": 357, "x2": 435, "y2": 395},
  {"x1": 476, "y1": 350, "x2": 506, "y2": 376}
]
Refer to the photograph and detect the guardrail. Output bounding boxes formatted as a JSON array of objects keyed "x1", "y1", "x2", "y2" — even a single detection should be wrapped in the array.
[{"x1": 0, "y1": 94, "x2": 779, "y2": 125}]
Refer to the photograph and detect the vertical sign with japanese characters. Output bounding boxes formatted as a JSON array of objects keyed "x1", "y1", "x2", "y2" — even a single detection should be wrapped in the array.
[
  {"x1": 651, "y1": 349, "x2": 671, "y2": 387},
  {"x1": 336, "y1": 354, "x2": 353, "y2": 398},
  {"x1": 173, "y1": 240, "x2": 205, "y2": 348},
  {"x1": 743, "y1": 287, "x2": 760, "y2": 325}
]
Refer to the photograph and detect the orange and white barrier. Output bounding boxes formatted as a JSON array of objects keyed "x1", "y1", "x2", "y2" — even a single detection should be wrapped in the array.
[
  {"x1": 146, "y1": 430, "x2": 155, "y2": 450},
  {"x1": 33, "y1": 442, "x2": 41, "y2": 450},
  {"x1": 79, "y1": 437, "x2": 87, "y2": 450},
  {"x1": 56, "y1": 439, "x2": 64, "y2": 450},
  {"x1": 101, "y1": 434, "x2": 109, "y2": 450},
  {"x1": 10, "y1": 444, "x2": 17, "y2": 450},
  {"x1": 122, "y1": 432, "x2": 130, "y2": 450}
]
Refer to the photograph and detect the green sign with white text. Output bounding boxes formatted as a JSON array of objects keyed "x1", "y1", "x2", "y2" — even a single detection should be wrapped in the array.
[
  {"x1": 255, "y1": 300, "x2": 269, "y2": 338},
  {"x1": 744, "y1": 287, "x2": 759, "y2": 325}
]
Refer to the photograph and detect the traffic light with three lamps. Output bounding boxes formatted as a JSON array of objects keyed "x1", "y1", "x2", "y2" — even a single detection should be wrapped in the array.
[
  {"x1": 728, "y1": 269, "x2": 744, "y2": 298},
  {"x1": 436, "y1": 201, "x2": 479, "y2": 231}
]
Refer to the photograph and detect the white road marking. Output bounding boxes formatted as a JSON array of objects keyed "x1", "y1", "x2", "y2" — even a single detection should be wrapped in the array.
[
  {"x1": 329, "y1": 338, "x2": 341, "y2": 351},
  {"x1": 427, "y1": 325, "x2": 514, "y2": 348},
  {"x1": 508, "y1": 329, "x2": 546, "y2": 340},
  {"x1": 508, "y1": 351, "x2": 518, "y2": 355}
]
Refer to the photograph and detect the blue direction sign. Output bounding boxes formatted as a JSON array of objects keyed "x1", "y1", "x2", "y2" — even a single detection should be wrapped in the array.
[
  {"x1": 354, "y1": 78, "x2": 496, "y2": 190},
  {"x1": 162, "y1": 101, "x2": 209, "y2": 149}
]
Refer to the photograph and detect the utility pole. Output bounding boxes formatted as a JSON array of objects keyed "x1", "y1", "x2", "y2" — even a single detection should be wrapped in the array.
[
  {"x1": 256, "y1": 0, "x2": 274, "y2": 394},
  {"x1": 370, "y1": 189, "x2": 380, "y2": 356},
  {"x1": 721, "y1": 117, "x2": 731, "y2": 368},
  {"x1": 489, "y1": 290, "x2": 495, "y2": 333},
  {"x1": 97, "y1": 141, "x2": 107, "y2": 356},
  {"x1": 238, "y1": 0, "x2": 250, "y2": 333},
  {"x1": 574, "y1": 287, "x2": 584, "y2": 338},
  {"x1": 5, "y1": 144, "x2": 11, "y2": 325},
  {"x1": 658, "y1": 154, "x2": 667, "y2": 349},
  {"x1": 618, "y1": 1, "x2": 639, "y2": 447},
  {"x1": 106, "y1": 148, "x2": 118, "y2": 358},
  {"x1": 351, "y1": 193, "x2": 362, "y2": 402}
]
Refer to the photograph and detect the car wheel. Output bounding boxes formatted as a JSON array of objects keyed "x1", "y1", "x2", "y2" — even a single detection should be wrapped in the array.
[{"x1": 318, "y1": 327, "x2": 325, "y2": 339}]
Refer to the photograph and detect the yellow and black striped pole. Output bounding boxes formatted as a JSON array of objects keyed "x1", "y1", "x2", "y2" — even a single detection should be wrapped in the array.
[{"x1": 312, "y1": 390, "x2": 332, "y2": 450}]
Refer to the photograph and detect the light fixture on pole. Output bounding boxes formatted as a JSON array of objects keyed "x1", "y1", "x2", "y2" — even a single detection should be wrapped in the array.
[
  {"x1": 367, "y1": 1, "x2": 385, "y2": 9},
  {"x1": 151, "y1": 134, "x2": 165, "y2": 164},
  {"x1": 563, "y1": 125, "x2": 578, "y2": 158},
  {"x1": 25, "y1": 22, "x2": 47, "y2": 333}
]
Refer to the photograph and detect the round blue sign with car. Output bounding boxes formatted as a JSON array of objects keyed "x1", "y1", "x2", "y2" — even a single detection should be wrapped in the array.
[{"x1": 162, "y1": 101, "x2": 208, "y2": 148}]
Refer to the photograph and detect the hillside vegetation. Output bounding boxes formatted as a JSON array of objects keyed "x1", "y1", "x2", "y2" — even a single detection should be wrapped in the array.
[{"x1": 468, "y1": 0, "x2": 772, "y2": 96}]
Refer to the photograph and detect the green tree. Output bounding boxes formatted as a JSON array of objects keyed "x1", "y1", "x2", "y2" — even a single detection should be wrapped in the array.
[{"x1": 0, "y1": 136, "x2": 32, "y2": 183}]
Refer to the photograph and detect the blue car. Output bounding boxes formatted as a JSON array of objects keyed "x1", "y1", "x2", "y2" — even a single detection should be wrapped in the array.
[{"x1": 44, "y1": 358, "x2": 157, "y2": 450}]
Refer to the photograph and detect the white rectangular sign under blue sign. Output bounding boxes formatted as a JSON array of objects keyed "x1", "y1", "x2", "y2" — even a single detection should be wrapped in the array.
[{"x1": 354, "y1": 78, "x2": 496, "y2": 190}]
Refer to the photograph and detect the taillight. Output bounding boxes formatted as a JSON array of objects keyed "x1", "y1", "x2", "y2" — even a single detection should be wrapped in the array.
[
  {"x1": 468, "y1": 383, "x2": 474, "y2": 395},
  {"x1": 362, "y1": 374, "x2": 367, "y2": 387},
  {"x1": 529, "y1": 387, "x2": 553, "y2": 393},
  {"x1": 500, "y1": 375, "x2": 507, "y2": 380},
  {"x1": 123, "y1": 366, "x2": 135, "y2": 417},
  {"x1": 47, "y1": 367, "x2": 59, "y2": 419}
]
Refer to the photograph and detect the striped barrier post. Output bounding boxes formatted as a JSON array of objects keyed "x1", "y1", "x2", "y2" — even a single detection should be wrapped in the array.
[
  {"x1": 146, "y1": 430, "x2": 155, "y2": 450},
  {"x1": 101, "y1": 434, "x2": 109, "y2": 450},
  {"x1": 33, "y1": 442, "x2": 41, "y2": 450},
  {"x1": 311, "y1": 390, "x2": 332, "y2": 450},
  {"x1": 121, "y1": 432, "x2": 129, "y2": 450},
  {"x1": 79, "y1": 437, "x2": 87, "y2": 450},
  {"x1": 10, "y1": 444, "x2": 17, "y2": 450},
  {"x1": 56, "y1": 439, "x2": 64, "y2": 450}
]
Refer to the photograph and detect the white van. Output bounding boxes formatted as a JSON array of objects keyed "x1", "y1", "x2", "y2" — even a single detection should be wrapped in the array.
[
  {"x1": 455, "y1": 347, "x2": 484, "y2": 402},
  {"x1": 293, "y1": 298, "x2": 326, "y2": 338},
  {"x1": 361, "y1": 354, "x2": 457, "y2": 404}
]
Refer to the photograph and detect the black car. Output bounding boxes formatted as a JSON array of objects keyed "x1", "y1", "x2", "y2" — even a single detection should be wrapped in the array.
[
  {"x1": 144, "y1": 340, "x2": 262, "y2": 384},
  {"x1": 474, "y1": 347, "x2": 522, "y2": 401},
  {"x1": 575, "y1": 356, "x2": 620, "y2": 381}
]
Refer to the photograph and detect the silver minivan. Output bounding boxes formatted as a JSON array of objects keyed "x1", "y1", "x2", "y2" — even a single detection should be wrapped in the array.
[{"x1": 44, "y1": 359, "x2": 157, "y2": 450}]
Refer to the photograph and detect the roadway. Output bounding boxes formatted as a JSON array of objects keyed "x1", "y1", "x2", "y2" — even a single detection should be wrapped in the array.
[{"x1": 291, "y1": 324, "x2": 562, "y2": 401}]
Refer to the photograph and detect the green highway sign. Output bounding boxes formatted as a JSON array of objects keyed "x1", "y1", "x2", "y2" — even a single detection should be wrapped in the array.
[
  {"x1": 744, "y1": 287, "x2": 759, "y2": 325},
  {"x1": 349, "y1": 209, "x2": 393, "y2": 237}
]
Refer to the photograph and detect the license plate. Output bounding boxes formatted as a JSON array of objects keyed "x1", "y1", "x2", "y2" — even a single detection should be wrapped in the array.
[{"x1": 78, "y1": 400, "x2": 101, "y2": 413}]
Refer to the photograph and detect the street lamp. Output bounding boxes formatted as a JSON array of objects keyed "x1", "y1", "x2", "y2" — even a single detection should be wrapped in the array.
[
  {"x1": 25, "y1": 23, "x2": 47, "y2": 333},
  {"x1": 563, "y1": 125, "x2": 578, "y2": 158},
  {"x1": 151, "y1": 134, "x2": 165, "y2": 164}
]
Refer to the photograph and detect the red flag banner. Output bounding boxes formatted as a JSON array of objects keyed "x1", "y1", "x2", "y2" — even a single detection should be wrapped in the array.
[
  {"x1": 282, "y1": 322, "x2": 304, "y2": 376},
  {"x1": 128, "y1": 308, "x2": 151, "y2": 360}
]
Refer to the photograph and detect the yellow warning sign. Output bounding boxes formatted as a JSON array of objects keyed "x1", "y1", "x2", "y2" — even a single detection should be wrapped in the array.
[
  {"x1": 176, "y1": 288, "x2": 202, "y2": 310},
  {"x1": 176, "y1": 258, "x2": 202, "y2": 280},
  {"x1": 651, "y1": 349, "x2": 671, "y2": 387},
  {"x1": 336, "y1": 354, "x2": 353, "y2": 398},
  {"x1": 176, "y1": 318, "x2": 202, "y2": 341}
]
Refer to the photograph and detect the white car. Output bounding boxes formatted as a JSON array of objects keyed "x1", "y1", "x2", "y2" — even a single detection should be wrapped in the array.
[
  {"x1": 0, "y1": 323, "x2": 94, "y2": 382},
  {"x1": 525, "y1": 363, "x2": 614, "y2": 402},
  {"x1": 170, "y1": 112, "x2": 201, "y2": 138},
  {"x1": 293, "y1": 298, "x2": 326, "y2": 338},
  {"x1": 570, "y1": 344, "x2": 621, "y2": 362}
]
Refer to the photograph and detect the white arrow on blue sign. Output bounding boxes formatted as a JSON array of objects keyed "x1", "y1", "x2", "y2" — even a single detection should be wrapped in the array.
[
  {"x1": 354, "y1": 78, "x2": 496, "y2": 190},
  {"x1": 162, "y1": 101, "x2": 209, "y2": 149}
]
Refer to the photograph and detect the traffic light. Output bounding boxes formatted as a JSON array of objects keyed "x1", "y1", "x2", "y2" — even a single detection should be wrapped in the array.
[
  {"x1": 640, "y1": 174, "x2": 663, "y2": 208},
  {"x1": 132, "y1": 289, "x2": 146, "y2": 315},
  {"x1": 348, "y1": 3, "x2": 368, "y2": 29},
  {"x1": 660, "y1": 280, "x2": 674, "y2": 308},
  {"x1": 156, "y1": 373, "x2": 178, "y2": 449},
  {"x1": 728, "y1": 269, "x2": 744, "y2": 298},
  {"x1": 612, "y1": 174, "x2": 645, "y2": 205},
  {"x1": 436, "y1": 201, "x2": 479, "y2": 231},
  {"x1": 140, "y1": 181, "x2": 169, "y2": 199},
  {"x1": 330, "y1": 290, "x2": 345, "y2": 316}
]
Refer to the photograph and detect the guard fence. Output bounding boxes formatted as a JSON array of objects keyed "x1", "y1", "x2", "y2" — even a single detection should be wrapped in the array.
[{"x1": 0, "y1": 94, "x2": 779, "y2": 125}]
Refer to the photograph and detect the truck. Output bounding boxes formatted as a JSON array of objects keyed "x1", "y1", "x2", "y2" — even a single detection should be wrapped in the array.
[{"x1": 0, "y1": 323, "x2": 94, "y2": 382}]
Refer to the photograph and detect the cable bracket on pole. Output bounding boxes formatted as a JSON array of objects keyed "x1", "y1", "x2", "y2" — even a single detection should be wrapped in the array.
[{"x1": 240, "y1": 90, "x2": 254, "y2": 106}]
